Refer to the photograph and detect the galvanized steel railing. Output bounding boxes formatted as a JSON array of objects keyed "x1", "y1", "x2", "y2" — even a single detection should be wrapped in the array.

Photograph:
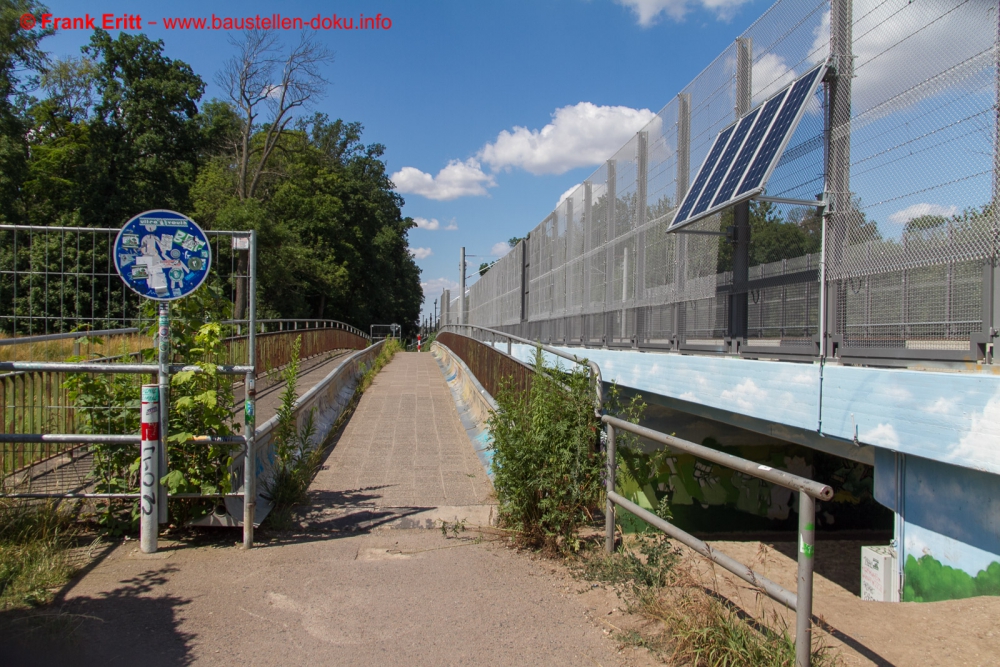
[{"x1": 443, "y1": 324, "x2": 831, "y2": 666}]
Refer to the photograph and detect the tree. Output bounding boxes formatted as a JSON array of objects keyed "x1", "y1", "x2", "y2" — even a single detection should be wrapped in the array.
[
  {"x1": 81, "y1": 30, "x2": 204, "y2": 227},
  {"x1": 0, "y1": 0, "x2": 51, "y2": 223},
  {"x1": 191, "y1": 112, "x2": 422, "y2": 330},
  {"x1": 217, "y1": 30, "x2": 333, "y2": 319},
  {"x1": 479, "y1": 261, "x2": 495, "y2": 276}
]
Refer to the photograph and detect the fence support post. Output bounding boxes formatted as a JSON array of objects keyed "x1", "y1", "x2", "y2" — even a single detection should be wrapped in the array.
[
  {"x1": 796, "y1": 490, "x2": 816, "y2": 667},
  {"x1": 243, "y1": 230, "x2": 258, "y2": 549},
  {"x1": 605, "y1": 423, "x2": 616, "y2": 553},
  {"x1": 140, "y1": 385, "x2": 160, "y2": 553},
  {"x1": 157, "y1": 303, "x2": 170, "y2": 524}
]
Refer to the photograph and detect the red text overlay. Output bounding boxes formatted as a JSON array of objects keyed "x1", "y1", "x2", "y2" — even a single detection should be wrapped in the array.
[{"x1": 20, "y1": 13, "x2": 392, "y2": 31}]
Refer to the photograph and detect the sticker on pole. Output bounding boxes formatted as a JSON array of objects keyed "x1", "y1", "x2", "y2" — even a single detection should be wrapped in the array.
[{"x1": 114, "y1": 210, "x2": 212, "y2": 300}]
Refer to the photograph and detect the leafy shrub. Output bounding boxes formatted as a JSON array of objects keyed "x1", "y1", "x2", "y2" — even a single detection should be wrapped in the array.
[
  {"x1": 64, "y1": 283, "x2": 239, "y2": 531},
  {"x1": 488, "y1": 347, "x2": 604, "y2": 552},
  {"x1": 262, "y1": 336, "x2": 319, "y2": 525}
]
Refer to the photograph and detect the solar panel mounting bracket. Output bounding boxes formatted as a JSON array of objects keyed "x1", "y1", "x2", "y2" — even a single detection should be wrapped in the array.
[{"x1": 754, "y1": 194, "x2": 827, "y2": 209}]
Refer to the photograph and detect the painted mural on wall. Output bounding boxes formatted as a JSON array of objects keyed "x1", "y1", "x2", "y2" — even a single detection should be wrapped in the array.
[
  {"x1": 903, "y1": 523, "x2": 1000, "y2": 602},
  {"x1": 501, "y1": 343, "x2": 1000, "y2": 600},
  {"x1": 507, "y1": 343, "x2": 1000, "y2": 477},
  {"x1": 615, "y1": 437, "x2": 889, "y2": 534},
  {"x1": 875, "y1": 450, "x2": 1000, "y2": 601}
]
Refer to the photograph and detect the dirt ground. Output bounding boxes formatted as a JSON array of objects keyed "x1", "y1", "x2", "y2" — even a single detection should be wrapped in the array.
[{"x1": 679, "y1": 538, "x2": 1000, "y2": 666}]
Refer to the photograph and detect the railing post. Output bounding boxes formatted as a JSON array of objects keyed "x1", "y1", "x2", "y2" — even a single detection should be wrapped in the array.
[
  {"x1": 796, "y1": 490, "x2": 816, "y2": 667},
  {"x1": 605, "y1": 422, "x2": 616, "y2": 553}
]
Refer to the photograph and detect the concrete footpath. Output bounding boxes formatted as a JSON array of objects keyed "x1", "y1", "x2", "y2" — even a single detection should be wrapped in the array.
[{"x1": 1, "y1": 352, "x2": 648, "y2": 666}]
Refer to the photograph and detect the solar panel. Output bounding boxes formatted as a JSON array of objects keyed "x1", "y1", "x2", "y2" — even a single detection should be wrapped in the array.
[
  {"x1": 712, "y1": 91, "x2": 786, "y2": 207},
  {"x1": 669, "y1": 61, "x2": 826, "y2": 232},
  {"x1": 671, "y1": 125, "x2": 735, "y2": 226},
  {"x1": 690, "y1": 107, "x2": 760, "y2": 218}
]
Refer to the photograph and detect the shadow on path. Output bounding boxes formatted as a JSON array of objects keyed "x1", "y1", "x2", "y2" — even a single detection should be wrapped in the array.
[{"x1": 0, "y1": 566, "x2": 194, "y2": 667}]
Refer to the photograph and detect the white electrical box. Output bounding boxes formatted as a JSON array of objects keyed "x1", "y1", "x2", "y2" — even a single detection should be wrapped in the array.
[{"x1": 861, "y1": 545, "x2": 898, "y2": 602}]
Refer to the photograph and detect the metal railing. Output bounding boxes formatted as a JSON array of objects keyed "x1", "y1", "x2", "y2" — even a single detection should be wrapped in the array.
[
  {"x1": 440, "y1": 324, "x2": 603, "y2": 413},
  {"x1": 603, "y1": 416, "x2": 832, "y2": 667},
  {"x1": 443, "y1": 324, "x2": 831, "y2": 666},
  {"x1": 0, "y1": 319, "x2": 367, "y2": 476}
]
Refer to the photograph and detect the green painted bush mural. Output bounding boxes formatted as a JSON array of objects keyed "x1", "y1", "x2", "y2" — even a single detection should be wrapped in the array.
[{"x1": 903, "y1": 555, "x2": 1000, "y2": 602}]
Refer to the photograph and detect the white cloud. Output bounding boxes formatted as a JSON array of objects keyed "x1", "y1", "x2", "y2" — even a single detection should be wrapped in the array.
[
  {"x1": 421, "y1": 277, "x2": 459, "y2": 297},
  {"x1": 679, "y1": 391, "x2": 697, "y2": 402},
  {"x1": 887, "y1": 203, "x2": 958, "y2": 226},
  {"x1": 720, "y1": 378, "x2": 768, "y2": 413},
  {"x1": 491, "y1": 242, "x2": 512, "y2": 257},
  {"x1": 847, "y1": 4, "x2": 993, "y2": 117},
  {"x1": 752, "y1": 53, "x2": 797, "y2": 105},
  {"x1": 859, "y1": 423, "x2": 901, "y2": 449},
  {"x1": 444, "y1": 220, "x2": 458, "y2": 231},
  {"x1": 391, "y1": 159, "x2": 496, "y2": 201},
  {"x1": 925, "y1": 397, "x2": 958, "y2": 415},
  {"x1": 883, "y1": 385, "x2": 912, "y2": 403},
  {"x1": 410, "y1": 247, "x2": 433, "y2": 260},
  {"x1": 946, "y1": 389, "x2": 1000, "y2": 474},
  {"x1": 478, "y1": 102, "x2": 658, "y2": 175},
  {"x1": 413, "y1": 217, "x2": 440, "y2": 230},
  {"x1": 616, "y1": 0, "x2": 751, "y2": 26},
  {"x1": 557, "y1": 184, "x2": 580, "y2": 208}
]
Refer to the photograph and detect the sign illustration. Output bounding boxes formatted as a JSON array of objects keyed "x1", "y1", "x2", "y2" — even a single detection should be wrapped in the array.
[{"x1": 114, "y1": 210, "x2": 212, "y2": 300}]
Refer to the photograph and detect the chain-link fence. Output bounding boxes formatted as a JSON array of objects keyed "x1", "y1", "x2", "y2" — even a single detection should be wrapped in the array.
[
  {"x1": 1, "y1": 222, "x2": 368, "y2": 550},
  {"x1": 460, "y1": 0, "x2": 998, "y2": 366}
]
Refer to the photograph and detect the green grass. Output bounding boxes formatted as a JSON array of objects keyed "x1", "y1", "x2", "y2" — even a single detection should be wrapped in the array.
[
  {"x1": 0, "y1": 500, "x2": 78, "y2": 610},
  {"x1": 576, "y1": 534, "x2": 838, "y2": 666}
]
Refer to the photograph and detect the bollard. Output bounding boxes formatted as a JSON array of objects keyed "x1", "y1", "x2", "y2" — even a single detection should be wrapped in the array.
[{"x1": 140, "y1": 385, "x2": 160, "y2": 553}]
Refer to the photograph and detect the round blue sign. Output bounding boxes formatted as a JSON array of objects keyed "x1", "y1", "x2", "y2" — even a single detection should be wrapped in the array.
[{"x1": 113, "y1": 210, "x2": 212, "y2": 301}]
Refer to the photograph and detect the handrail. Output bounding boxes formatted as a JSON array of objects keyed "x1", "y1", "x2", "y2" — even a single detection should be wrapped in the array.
[
  {"x1": 602, "y1": 415, "x2": 833, "y2": 500},
  {"x1": 0, "y1": 320, "x2": 371, "y2": 347},
  {"x1": 0, "y1": 328, "x2": 140, "y2": 346},
  {"x1": 441, "y1": 325, "x2": 827, "y2": 666},
  {"x1": 0, "y1": 361, "x2": 254, "y2": 375},
  {"x1": 440, "y1": 323, "x2": 603, "y2": 415},
  {"x1": 224, "y1": 318, "x2": 370, "y2": 340}
]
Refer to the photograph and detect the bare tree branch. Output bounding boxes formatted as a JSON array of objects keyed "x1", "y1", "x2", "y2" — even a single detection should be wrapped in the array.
[
  {"x1": 217, "y1": 29, "x2": 333, "y2": 201},
  {"x1": 216, "y1": 29, "x2": 333, "y2": 319}
]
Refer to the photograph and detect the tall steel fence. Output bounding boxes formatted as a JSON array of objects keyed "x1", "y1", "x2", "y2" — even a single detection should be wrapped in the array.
[{"x1": 459, "y1": 0, "x2": 999, "y2": 366}]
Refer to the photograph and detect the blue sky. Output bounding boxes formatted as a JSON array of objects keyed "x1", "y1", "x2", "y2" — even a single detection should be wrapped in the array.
[{"x1": 38, "y1": 0, "x2": 770, "y2": 319}]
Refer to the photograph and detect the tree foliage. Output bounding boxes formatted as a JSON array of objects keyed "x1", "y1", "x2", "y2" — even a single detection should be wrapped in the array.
[{"x1": 2, "y1": 24, "x2": 422, "y2": 332}]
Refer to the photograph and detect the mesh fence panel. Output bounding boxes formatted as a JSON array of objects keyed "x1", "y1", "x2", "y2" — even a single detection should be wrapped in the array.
[{"x1": 465, "y1": 0, "x2": 998, "y2": 359}]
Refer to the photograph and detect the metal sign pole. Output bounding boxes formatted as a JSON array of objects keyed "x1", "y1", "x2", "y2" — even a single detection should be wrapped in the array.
[
  {"x1": 140, "y1": 385, "x2": 160, "y2": 553},
  {"x1": 243, "y1": 229, "x2": 258, "y2": 549},
  {"x1": 157, "y1": 303, "x2": 170, "y2": 525}
]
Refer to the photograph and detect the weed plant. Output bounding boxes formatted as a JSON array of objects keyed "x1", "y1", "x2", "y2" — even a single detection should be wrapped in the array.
[
  {"x1": 357, "y1": 338, "x2": 402, "y2": 392},
  {"x1": 64, "y1": 284, "x2": 240, "y2": 532},
  {"x1": 488, "y1": 347, "x2": 604, "y2": 553},
  {"x1": 263, "y1": 337, "x2": 401, "y2": 529},
  {"x1": 262, "y1": 336, "x2": 319, "y2": 527}
]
